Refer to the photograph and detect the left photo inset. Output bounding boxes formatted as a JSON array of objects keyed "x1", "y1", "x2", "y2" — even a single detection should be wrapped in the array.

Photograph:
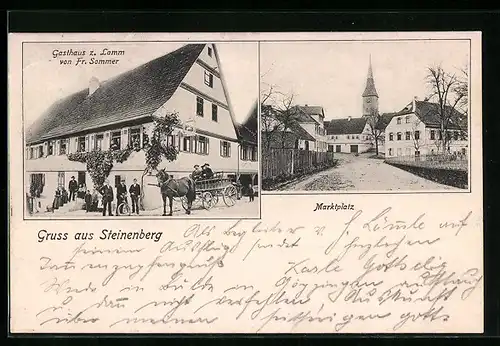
[{"x1": 23, "y1": 41, "x2": 259, "y2": 219}]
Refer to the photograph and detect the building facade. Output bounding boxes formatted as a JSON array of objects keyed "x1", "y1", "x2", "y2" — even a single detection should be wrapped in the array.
[
  {"x1": 384, "y1": 98, "x2": 468, "y2": 158},
  {"x1": 25, "y1": 43, "x2": 258, "y2": 211}
]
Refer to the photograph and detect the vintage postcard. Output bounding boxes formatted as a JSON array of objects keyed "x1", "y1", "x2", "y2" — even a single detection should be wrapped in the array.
[{"x1": 9, "y1": 32, "x2": 483, "y2": 334}]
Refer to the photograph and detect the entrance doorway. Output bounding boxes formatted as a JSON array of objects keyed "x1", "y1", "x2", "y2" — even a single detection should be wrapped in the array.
[
  {"x1": 78, "y1": 171, "x2": 86, "y2": 186},
  {"x1": 350, "y1": 145, "x2": 358, "y2": 153}
]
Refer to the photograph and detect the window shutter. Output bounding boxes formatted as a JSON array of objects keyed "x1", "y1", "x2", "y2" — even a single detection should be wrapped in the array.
[
  {"x1": 206, "y1": 137, "x2": 210, "y2": 154},
  {"x1": 122, "y1": 128, "x2": 129, "y2": 148},
  {"x1": 89, "y1": 135, "x2": 95, "y2": 151},
  {"x1": 104, "y1": 132, "x2": 111, "y2": 149},
  {"x1": 228, "y1": 142, "x2": 231, "y2": 157},
  {"x1": 220, "y1": 141, "x2": 223, "y2": 156},
  {"x1": 85, "y1": 135, "x2": 90, "y2": 152}
]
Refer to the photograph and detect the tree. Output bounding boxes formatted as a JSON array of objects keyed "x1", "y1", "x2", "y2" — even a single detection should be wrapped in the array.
[
  {"x1": 364, "y1": 110, "x2": 385, "y2": 156},
  {"x1": 260, "y1": 83, "x2": 298, "y2": 150},
  {"x1": 139, "y1": 112, "x2": 180, "y2": 209},
  {"x1": 425, "y1": 64, "x2": 468, "y2": 153},
  {"x1": 411, "y1": 119, "x2": 423, "y2": 159}
]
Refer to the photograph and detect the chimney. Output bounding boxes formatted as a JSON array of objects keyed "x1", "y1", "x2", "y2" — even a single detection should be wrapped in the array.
[
  {"x1": 89, "y1": 76, "x2": 100, "y2": 96},
  {"x1": 412, "y1": 96, "x2": 418, "y2": 111}
]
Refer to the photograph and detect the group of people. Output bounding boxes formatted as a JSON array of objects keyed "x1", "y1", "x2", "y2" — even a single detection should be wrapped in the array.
[
  {"x1": 190, "y1": 163, "x2": 214, "y2": 181},
  {"x1": 98, "y1": 178, "x2": 141, "y2": 216}
]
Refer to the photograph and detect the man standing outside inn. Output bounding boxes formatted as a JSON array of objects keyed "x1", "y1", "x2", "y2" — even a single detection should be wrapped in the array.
[
  {"x1": 99, "y1": 180, "x2": 114, "y2": 216},
  {"x1": 129, "y1": 178, "x2": 141, "y2": 215},
  {"x1": 68, "y1": 176, "x2": 78, "y2": 201}
]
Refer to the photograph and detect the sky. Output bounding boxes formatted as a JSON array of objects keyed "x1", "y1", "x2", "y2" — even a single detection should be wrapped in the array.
[
  {"x1": 260, "y1": 40, "x2": 469, "y2": 120},
  {"x1": 22, "y1": 42, "x2": 258, "y2": 127}
]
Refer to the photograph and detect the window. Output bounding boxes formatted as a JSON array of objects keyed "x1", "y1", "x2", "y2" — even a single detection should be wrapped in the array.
[
  {"x1": 29, "y1": 147, "x2": 34, "y2": 159},
  {"x1": 212, "y1": 104, "x2": 218, "y2": 122},
  {"x1": 48, "y1": 141, "x2": 54, "y2": 155},
  {"x1": 405, "y1": 131, "x2": 411, "y2": 140},
  {"x1": 94, "y1": 134, "x2": 104, "y2": 151},
  {"x1": 388, "y1": 148, "x2": 393, "y2": 156},
  {"x1": 207, "y1": 46, "x2": 212, "y2": 57},
  {"x1": 129, "y1": 128, "x2": 141, "y2": 149},
  {"x1": 453, "y1": 131, "x2": 459, "y2": 141},
  {"x1": 241, "y1": 146, "x2": 249, "y2": 160},
  {"x1": 347, "y1": 135, "x2": 350, "y2": 139},
  {"x1": 196, "y1": 96, "x2": 204, "y2": 116},
  {"x1": 197, "y1": 136, "x2": 209, "y2": 155},
  {"x1": 38, "y1": 145, "x2": 44, "y2": 158},
  {"x1": 57, "y1": 172, "x2": 65, "y2": 188},
  {"x1": 77, "y1": 136, "x2": 86, "y2": 152},
  {"x1": 405, "y1": 116, "x2": 410, "y2": 123},
  {"x1": 356, "y1": 135, "x2": 359, "y2": 139},
  {"x1": 110, "y1": 131, "x2": 121, "y2": 150},
  {"x1": 57, "y1": 139, "x2": 66, "y2": 155},
  {"x1": 251, "y1": 147, "x2": 258, "y2": 161},
  {"x1": 397, "y1": 117, "x2": 402, "y2": 124},
  {"x1": 182, "y1": 136, "x2": 192, "y2": 152},
  {"x1": 397, "y1": 132, "x2": 402, "y2": 141},
  {"x1": 414, "y1": 131, "x2": 420, "y2": 140},
  {"x1": 204, "y1": 71, "x2": 213, "y2": 88},
  {"x1": 430, "y1": 130, "x2": 435, "y2": 140},
  {"x1": 220, "y1": 141, "x2": 231, "y2": 157},
  {"x1": 397, "y1": 148, "x2": 402, "y2": 156},
  {"x1": 389, "y1": 133, "x2": 394, "y2": 141}
]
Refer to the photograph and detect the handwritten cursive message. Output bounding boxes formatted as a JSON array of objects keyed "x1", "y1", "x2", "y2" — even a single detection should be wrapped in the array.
[{"x1": 27, "y1": 206, "x2": 482, "y2": 333}]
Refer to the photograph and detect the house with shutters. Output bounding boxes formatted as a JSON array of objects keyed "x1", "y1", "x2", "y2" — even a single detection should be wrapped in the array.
[
  {"x1": 25, "y1": 43, "x2": 255, "y2": 211},
  {"x1": 384, "y1": 97, "x2": 468, "y2": 158},
  {"x1": 261, "y1": 104, "x2": 328, "y2": 152}
]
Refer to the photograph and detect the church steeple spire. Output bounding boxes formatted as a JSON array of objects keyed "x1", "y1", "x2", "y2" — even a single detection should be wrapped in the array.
[
  {"x1": 362, "y1": 55, "x2": 379, "y2": 117},
  {"x1": 363, "y1": 55, "x2": 378, "y2": 98}
]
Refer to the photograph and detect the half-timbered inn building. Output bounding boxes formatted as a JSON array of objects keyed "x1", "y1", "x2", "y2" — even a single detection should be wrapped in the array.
[{"x1": 25, "y1": 43, "x2": 258, "y2": 211}]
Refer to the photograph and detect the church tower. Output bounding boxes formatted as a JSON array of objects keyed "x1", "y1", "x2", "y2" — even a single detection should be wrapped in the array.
[{"x1": 362, "y1": 55, "x2": 379, "y2": 117}]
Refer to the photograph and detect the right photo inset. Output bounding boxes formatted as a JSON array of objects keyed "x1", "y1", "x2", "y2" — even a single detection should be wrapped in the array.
[{"x1": 260, "y1": 40, "x2": 470, "y2": 193}]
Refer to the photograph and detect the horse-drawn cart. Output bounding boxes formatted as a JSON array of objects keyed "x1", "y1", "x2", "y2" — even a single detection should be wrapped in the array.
[{"x1": 181, "y1": 172, "x2": 238, "y2": 211}]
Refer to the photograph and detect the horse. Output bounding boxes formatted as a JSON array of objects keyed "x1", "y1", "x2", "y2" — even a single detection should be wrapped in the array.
[{"x1": 156, "y1": 169, "x2": 196, "y2": 216}]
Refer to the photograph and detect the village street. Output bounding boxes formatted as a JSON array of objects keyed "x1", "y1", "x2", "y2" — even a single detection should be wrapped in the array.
[
  {"x1": 29, "y1": 196, "x2": 260, "y2": 219},
  {"x1": 278, "y1": 153, "x2": 459, "y2": 192}
]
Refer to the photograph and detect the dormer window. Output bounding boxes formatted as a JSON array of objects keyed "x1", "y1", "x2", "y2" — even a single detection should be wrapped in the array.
[
  {"x1": 204, "y1": 70, "x2": 213, "y2": 88},
  {"x1": 207, "y1": 46, "x2": 213, "y2": 57},
  {"x1": 397, "y1": 117, "x2": 402, "y2": 124}
]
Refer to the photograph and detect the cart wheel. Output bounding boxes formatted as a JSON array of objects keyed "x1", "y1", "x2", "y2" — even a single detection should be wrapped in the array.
[
  {"x1": 202, "y1": 192, "x2": 215, "y2": 210},
  {"x1": 223, "y1": 185, "x2": 237, "y2": 207},
  {"x1": 181, "y1": 196, "x2": 189, "y2": 211}
]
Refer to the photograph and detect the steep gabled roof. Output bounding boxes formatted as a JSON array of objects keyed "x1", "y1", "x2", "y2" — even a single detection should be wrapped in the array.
[
  {"x1": 236, "y1": 101, "x2": 258, "y2": 145},
  {"x1": 414, "y1": 100, "x2": 466, "y2": 130},
  {"x1": 289, "y1": 106, "x2": 317, "y2": 123},
  {"x1": 375, "y1": 112, "x2": 398, "y2": 130},
  {"x1": 26, "y1": 44, "x2": 206, "y2": 144},
  {"x1": 325, "y1": 117, "x2": 368, "y2": 135},
  {"x1": 289, "y1": 122, "x2": 316, "y2": 141},
  {"x1": 297, "y1": 105, "x2": 324, "y2": 116}
]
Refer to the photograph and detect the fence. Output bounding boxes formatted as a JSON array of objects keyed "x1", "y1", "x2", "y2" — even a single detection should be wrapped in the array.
[
  {"x1": 262, "y1": 149, "x2": 336, "y2": 179},
  {"x1": 385, "y1": 153, "x2": 468, "y2": 172}
]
